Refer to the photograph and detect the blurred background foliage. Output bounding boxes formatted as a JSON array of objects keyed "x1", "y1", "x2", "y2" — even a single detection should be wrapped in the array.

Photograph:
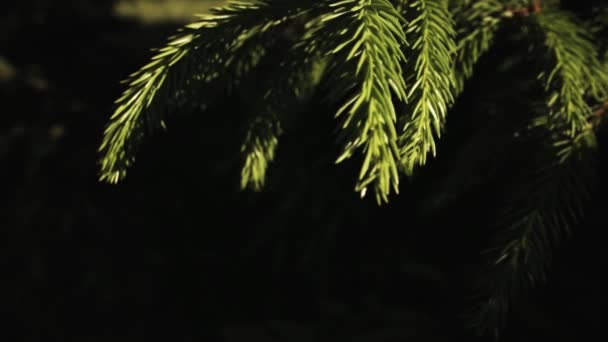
[
  {"x1": 114, "y1": 0, "x2": 225, "y2": 22},
  {"x1": 1, "y1": 0, "x2": 607, "y2": 341}
]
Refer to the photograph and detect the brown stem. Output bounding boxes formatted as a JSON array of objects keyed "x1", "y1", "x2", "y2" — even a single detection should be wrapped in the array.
[
  {"x1": 592, "y1": 100, "x2": 608, "y2": 128},
  {"x1": 530, "y1": 0, "x2": 542, "y2": 14},
  {"x1": 503, "y1": 0, "x2": 542, "y2": 18}
]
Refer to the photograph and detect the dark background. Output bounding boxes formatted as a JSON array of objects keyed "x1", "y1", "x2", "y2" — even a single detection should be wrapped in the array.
[{"x1": 1, "y1": 0, "x2": 606, "y2": 341}]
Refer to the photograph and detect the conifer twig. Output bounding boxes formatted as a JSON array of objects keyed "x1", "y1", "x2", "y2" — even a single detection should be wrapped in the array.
[
  {"x1": 469, "y1": 117, "x2": 596, "y2": 338},
  {"x1": 239, "y1": 42, "x2": 325, "y2": 191},
  {"x1": 534, "y1": 10, "x2": 599, "y2": 136},
  {"x1": 399, "y1": 0, "x2": 456, "y2": 174},
  {"x1": 451, "y1": 0, "x2": 503, "y2": 95},
  {"x1": 320, "y1": 0, "x2": 408, "y2": 203},
  {"x1": 98, "y1": 1, "x2": 310, "y2": 183}
]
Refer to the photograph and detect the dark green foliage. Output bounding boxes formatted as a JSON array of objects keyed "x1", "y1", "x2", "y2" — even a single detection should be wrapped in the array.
[
  {"x1": 450, "y1": 0, "x2": 503, "y2": 94},
  {"x1": 97, "y1": 0, "x2": 608, "y2": 339},
  {"x1": 469, "y1": 115, "x2": 597, "y2": 338}
]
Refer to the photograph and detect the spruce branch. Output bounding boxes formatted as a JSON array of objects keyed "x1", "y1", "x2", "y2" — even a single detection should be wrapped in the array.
[
  {"x1": 319, "y1": 0, "x2": 408, "y2": 204},
  {"x1": 399, "y1": 0, "x2": 456, "y2": 174},
  {"x1": 98, "y1": 0, "x2": 309, "y2": 184},
  {"x1": 239, "y1": 41, "x2": 327, "y2": 191},
  {"x1": 469, "y1": 117, "x2": 597, "y2": 338},
  {"x1": 240, "y1": 116, "x2": 282, "y2": 191},
  {"x1": 534, "y1": 9, "x2": 608, "y2": 136},
  {"x1": 451, "y1": 0, "x2": 503, "y2": 95}
]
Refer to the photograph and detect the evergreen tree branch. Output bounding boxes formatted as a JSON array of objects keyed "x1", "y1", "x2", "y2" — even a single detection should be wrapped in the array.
[
  {"x1": 451, "y1": 0, "x2": 503, "y2": 95},
  {"x1": 399, "y1": 0, "x2": 457, "y2": 174},
  {"x1": 240, "y1": 116, "x2": 282, "y2": 190},
  {"x1": 469, "y1": 116, "x2": 597, "y2": 338},
  {"x1": 98, "y1": 0, "x2": 309, "y2": 184},
  {"x1": 239, "y1": 41, "x2": 327, "y2": 191},
  {"x1": 319, "y1": 0, "x2": 408, "y2": 204},
  {"x1": 534, "y1": 9, "x2": 608, "y2": 136}
]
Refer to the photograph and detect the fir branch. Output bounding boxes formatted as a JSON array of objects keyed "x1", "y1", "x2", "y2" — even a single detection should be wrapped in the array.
[
  {"x1": 239, "y1": 42, "x2": 327, "y2": 191},
  {"x1": 98, "y1": 0, "x2": 309, "y2": 184},
  {"x1": 240, "y1": 116, "x2": 282, "y2": 191},
  {"x1": 534, "y1": 10, "x2": 608, "y2": 136},
  {"x1": 469, "y1": 118, "x2": 597, "y2": 338},
  {"x1": 451, "y1": 0, "x2": 503, "y2": 95},
  {"x1": 399, "y1": 0, "x2": 456, "y2": 174},
  {"x1": 319, "y1": 0, "x2": 408, "y2": 204}
]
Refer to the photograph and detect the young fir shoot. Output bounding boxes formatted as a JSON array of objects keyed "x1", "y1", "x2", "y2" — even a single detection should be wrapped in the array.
[
  {"x1": 320, "y1": 0, "x2": 408, "y2": 203},
  {"x1": 399, "y1": 0, "x2": 456, "y2": 174},
  {"x1": 240, "y1": 42, "x2": 326, "y2": 190},
  {"x1": 451, "y1": 0, "x2": 503, "y2": 95},
  {"x1": 535, "y1": 10, "x2": 608, "y2": 136},
  {"x1": 240, "y1": 116, "x2": 282, "y2": 191}
]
